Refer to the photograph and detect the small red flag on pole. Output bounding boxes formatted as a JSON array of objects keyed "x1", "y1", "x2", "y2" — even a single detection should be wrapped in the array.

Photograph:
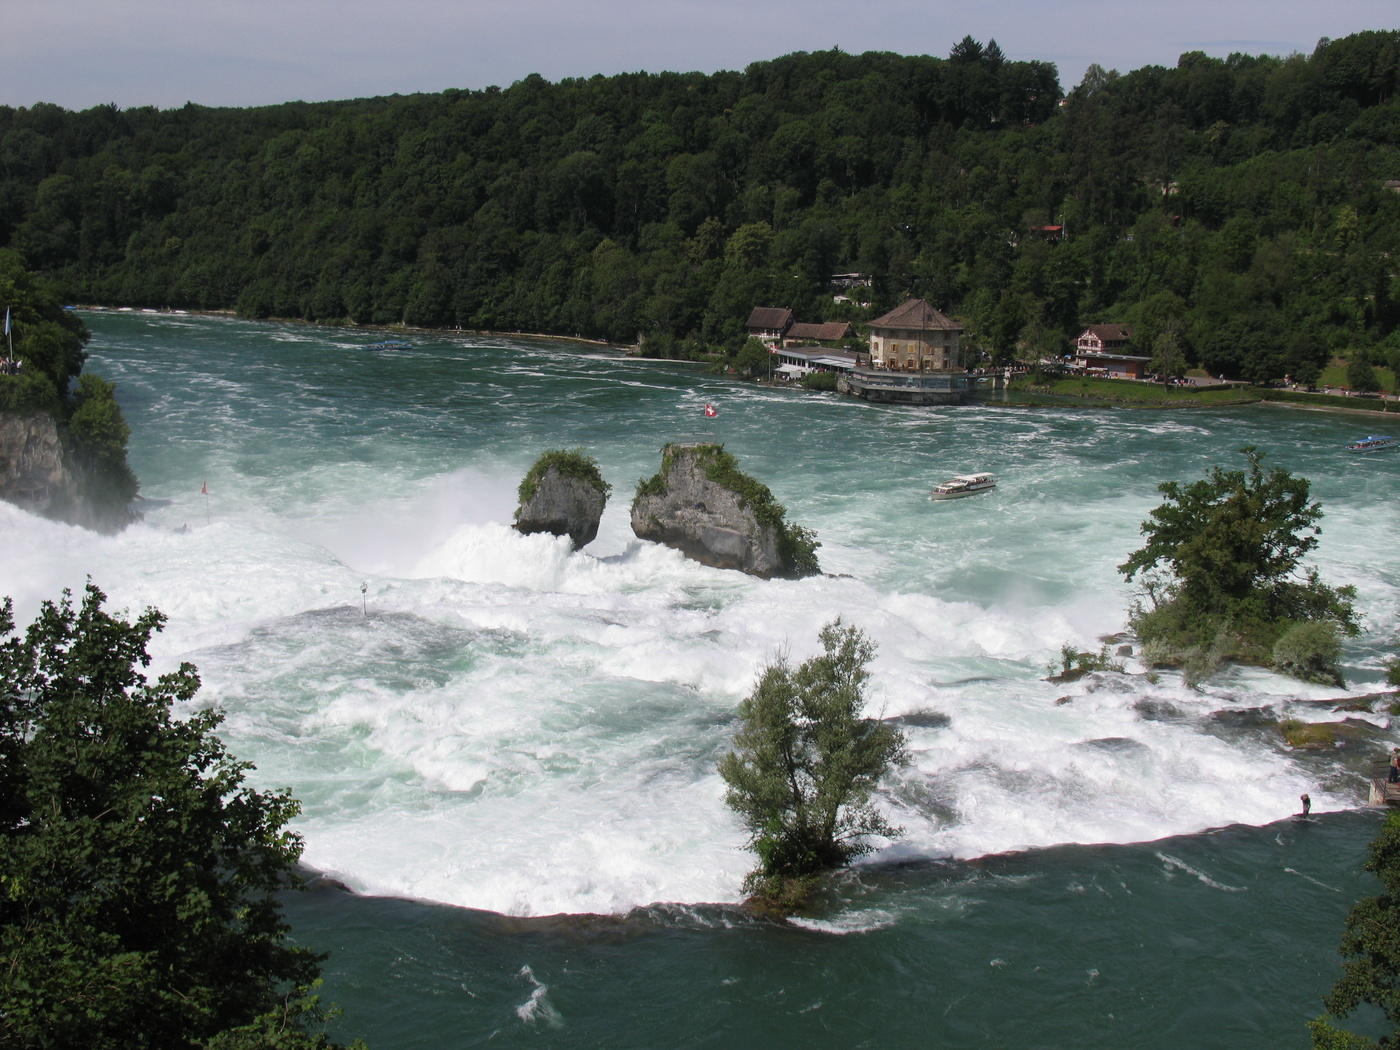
[
  {"x1": 703, "y1": 403, "x2": 717, "y2": 418},
  {"x1": 200, "y1": 480, "x2": 208, "y2": 495}
]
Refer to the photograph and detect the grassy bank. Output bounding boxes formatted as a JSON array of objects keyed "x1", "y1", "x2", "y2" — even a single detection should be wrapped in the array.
[
  {"x1": 1005, "y1": 375, "x2": 1399, "y2": 416},
  {"x1": 1007, "y1": 375, "x2": 1258, "y2": 407}
]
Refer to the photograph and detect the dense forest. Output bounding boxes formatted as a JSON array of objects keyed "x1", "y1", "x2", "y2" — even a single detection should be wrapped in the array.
[{"x1": 1, "y1": 31, "x2": 1399, "y2": 383}]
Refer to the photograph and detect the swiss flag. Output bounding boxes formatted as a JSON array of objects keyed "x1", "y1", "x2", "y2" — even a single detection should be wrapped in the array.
[{"x1": 703, "y1": 403, "x2": 717, "y2": 418}]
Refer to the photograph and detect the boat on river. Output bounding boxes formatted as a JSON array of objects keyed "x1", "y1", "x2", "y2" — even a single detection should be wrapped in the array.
[
  {"x1": 930, "y1": 472, "x2": 996, "y2": 500},
  {"x1": 364, "y1": 340, "x2": 413, "y2": 351},
  {"x1": 1346, "y1": 435, "x2": 1397, "y2": 453}
]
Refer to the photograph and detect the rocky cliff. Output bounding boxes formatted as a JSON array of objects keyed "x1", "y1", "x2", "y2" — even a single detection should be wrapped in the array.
[
  {"x1": 630, "y1": 443, "x2": 820, "y2": 579},
  {"x1": 513, "y1": 452, "x2": 609, "y2": 549},
  {"x1": 0, "y1": 410, "x2": 137, "y2": 533}
]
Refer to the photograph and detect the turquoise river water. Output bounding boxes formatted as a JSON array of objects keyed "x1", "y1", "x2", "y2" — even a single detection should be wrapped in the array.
[{"x1": 5, "y1": 310, "x2": 1399, "y2": 1048}]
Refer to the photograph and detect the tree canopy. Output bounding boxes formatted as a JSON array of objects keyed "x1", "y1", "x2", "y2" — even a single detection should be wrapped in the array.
[
  {"x1": 1119, "y1": 447, "x2": 1358, "y2": 684},
  {"x1": 0, "y1": 583, "x2": 356, "y2": 1050},
  {"x1": 1311, "y1": 811, "x2": 1400, "y2": 1049},
  {"x1": 718, "y1": 620, "x2": 906, "y2": 901},
  {"x1": 0, "y1": 32, "x2": 1397, "y2": 379}
]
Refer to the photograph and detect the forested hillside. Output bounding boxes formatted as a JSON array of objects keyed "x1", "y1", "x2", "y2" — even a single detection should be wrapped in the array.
[{"x1": 1, "y1": 32, "x2": 1398, "y2": 382}]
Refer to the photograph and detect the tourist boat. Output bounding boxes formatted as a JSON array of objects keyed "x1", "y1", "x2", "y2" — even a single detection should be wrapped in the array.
[
  {"x1": 364, "y1": 340, "x2": 413, "y2": 351},
  {"x1": 1346, "y1": 435, "x2": 1398, "y2": 453},
  {"x1": 929, "y1": 472, "x2": 996, "y2": 500}
]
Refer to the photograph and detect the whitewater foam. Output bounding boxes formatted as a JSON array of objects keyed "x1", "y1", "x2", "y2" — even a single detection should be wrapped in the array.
[{"x1": 6, "y1": 311, "x2": 1396, "y2": 917}]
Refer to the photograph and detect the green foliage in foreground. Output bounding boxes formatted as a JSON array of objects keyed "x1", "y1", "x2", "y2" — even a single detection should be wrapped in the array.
[
  {"x1": 0, "y1": 583, "x2": 359, "y2": 1050},
  {"x1": 1119, "y1": 447, "x2": 1358, "y2": 686},
  {"x1": 1311, "y1": 811, "x2": 1400, "y2": 1049},
  {"x1": 516, "y1": 447, "x2": 610, "y2": 506},
  {"x1": 719, "y1": 620, "x2": 907, "y2": 901},
  {"x1": 634, "y1": 443, "x2": 821, "y2": 577}
]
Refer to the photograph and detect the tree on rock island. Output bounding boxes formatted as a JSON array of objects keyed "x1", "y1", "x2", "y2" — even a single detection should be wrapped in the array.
[
  {"x1": 0, "y1": 583, "x2": 360, "y2": 1050},
  {"x1": 719, "y1": 620, "x2": 907, "y2": 907},
  {"x1": 1118, "y1": 447, "x2": 1358, "y2": 687}
]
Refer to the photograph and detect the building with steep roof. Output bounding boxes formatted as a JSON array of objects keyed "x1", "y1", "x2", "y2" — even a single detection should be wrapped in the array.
[
  {"x1": 867, "y1": 299, "x2": 964, "y2": 372},
  {"x1": 1075, "y1": 324, "x2": 1134, "y2": 354},
  {"x1": 745, "y1": 307, "x2": 793, "y2": 344},
  {"x1": 785, "y1": 321, "x2": 852, "y2": 345}
]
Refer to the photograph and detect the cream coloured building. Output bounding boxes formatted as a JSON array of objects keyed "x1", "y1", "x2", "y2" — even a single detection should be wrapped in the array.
[{"x1": 867, "y1": 298, "x2": 963, "y2": 371}]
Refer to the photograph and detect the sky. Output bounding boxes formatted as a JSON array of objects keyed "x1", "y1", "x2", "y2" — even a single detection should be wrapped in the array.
[{"x1": 2, "y1": 1, "x2": 1396, "y2": 112}]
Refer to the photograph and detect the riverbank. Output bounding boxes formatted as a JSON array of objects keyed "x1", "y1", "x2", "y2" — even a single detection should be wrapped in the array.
[
  {"x1": 76, "y1": 304, "x2": 631, "y2": 353},
  {"x1": 1006, "y1": 374, "x2": 1400, "y2": 417}
]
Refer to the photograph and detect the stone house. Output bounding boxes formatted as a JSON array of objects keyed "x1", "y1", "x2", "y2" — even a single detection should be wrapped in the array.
[{"x1": 867, "y1": 298, "x2": 963, "y2": 372}]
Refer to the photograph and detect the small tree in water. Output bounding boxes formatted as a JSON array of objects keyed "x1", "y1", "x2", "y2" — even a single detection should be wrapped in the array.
[
  {"x1": 718, "y1": 620, "x2": 907, "y2": 903},
  {"x1": 1118, "y1": 446, "x2": 1358, "y2": 685}
]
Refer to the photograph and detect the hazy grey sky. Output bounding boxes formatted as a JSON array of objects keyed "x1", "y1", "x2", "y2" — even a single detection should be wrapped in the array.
[{"x1": 3, "y1": 1, "x2": 1395, "y2": 111}]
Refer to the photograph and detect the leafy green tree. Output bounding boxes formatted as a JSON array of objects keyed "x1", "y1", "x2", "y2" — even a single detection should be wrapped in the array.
[
  {"x1": 1348, "y1": 356, "x2": 1381, "y2": 393},
  {"x1": 0, "y1": 583, "x2": 359, "y2": 1050},
  {"x1": 0, "y1": 247, "x2": 87, "y2": 406},
  {"x1": 733, "y1": 336, "x2": 773, "y2": 380},
  {"x1": 1148, "y1": 330, "x2": 1189, "y2": 385},
  {"x1": 718, "y1": 620, "x2": 907, "y2": 901},
  {"x1": 1310, "y1": 811, "x2": 1400, "y2": 1048},
  {"x1": 1119, "y1": 447, "x2": 1358, "y2": 683},
  {"x1": 67, "y1": 372, "x2": 138, "y2": 509}
]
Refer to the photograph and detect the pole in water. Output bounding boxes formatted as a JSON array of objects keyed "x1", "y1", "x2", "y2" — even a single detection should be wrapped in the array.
[{"x1": 360, "y1": 582, "x2": 367, "y2": 617}]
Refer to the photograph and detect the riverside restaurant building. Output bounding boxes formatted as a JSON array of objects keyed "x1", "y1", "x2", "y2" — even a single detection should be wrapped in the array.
[{"x1": 840, "y1": 298, "x2": 972, "y2": 404}]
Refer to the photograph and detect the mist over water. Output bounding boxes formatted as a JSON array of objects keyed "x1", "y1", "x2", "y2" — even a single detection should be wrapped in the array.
[
  {"x1": 10, "y1": 311, "x2": 1400, "y2": 1044},
  {"x1": 6, "y1": 311, "x2": 1397, "y2": 920}
]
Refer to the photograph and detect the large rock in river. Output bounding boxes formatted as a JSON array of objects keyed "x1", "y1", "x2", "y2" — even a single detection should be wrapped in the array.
[
  {"x1": 0, "y1": 410, "x2": 137, "y2": 533},
  {"x1": 513, "y1": 450, "x2": 609, "y2": 550},
  {"x1": 630, "y1": 443, "x2": 820, "y2": 579}
]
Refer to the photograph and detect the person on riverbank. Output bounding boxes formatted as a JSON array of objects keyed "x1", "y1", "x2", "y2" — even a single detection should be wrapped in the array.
[
  {"x1": 1300, "y1": 794, "x2": 1311, "y2": 816},
  {"x1": 1389, "y1": 749, "x2": 1400, "y2": 783}
]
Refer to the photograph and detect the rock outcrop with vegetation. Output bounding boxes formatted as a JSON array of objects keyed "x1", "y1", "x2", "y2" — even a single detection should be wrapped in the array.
[
  {"x1": 630, "y1": 443, "x2": 820, "y2": 579},
  {"x1": 513, "y1": 449, "x2": 609, "y2": 549},
  {"x1": 0, "y1": 251, "x2": 139, "y2": 533},
  {"x1": 0, "y1": 409, "x2": 137, "y2": 534}
]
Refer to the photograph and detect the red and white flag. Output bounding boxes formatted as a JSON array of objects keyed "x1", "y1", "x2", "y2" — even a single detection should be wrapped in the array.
[
  {"x1": 703, "y1": 403, "x2": 717, "y2": 418},
  {"x1": 200, "y1": 480, "x2": 208, "y2": 495}
]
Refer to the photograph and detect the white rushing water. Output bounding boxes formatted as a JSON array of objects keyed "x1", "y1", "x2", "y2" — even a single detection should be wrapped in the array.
[{"x1": 4, "y1": 311, "x2": 1396, "y2": 916}]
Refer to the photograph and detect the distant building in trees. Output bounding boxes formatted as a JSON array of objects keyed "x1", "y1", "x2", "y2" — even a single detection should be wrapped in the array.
[
  {"x1": 1072, "y1": 324, "x2": 1148, "y2": 377},
  {"x1": 1070, "y1": 324, "x2": 1149, "y2": 376},
  {"x1": 1075, "y1": 324, "x2": 1134, "y2": 354},
  {"x1": 829, "y1": 273, "x2": 871, "y2": 290},
  {"x1": 785, "y1": 321, "x2": 852, "y2": 345},
  {"x1": 745, "y1": 307, "x2": 793, "y2": 345},
  {"x1": 867, "y1": 298, "x2": 963, "y2": 372}
]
